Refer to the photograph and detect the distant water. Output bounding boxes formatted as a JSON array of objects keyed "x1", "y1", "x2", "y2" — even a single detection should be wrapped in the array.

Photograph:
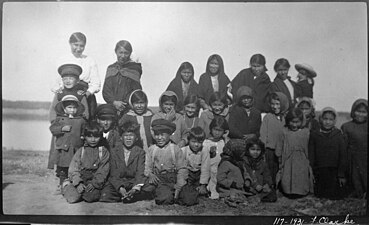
[{"x1": 2, "y1": 119, "x2": 52, "y2": 151}]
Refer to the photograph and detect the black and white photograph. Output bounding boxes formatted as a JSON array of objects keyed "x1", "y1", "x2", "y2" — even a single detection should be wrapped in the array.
[{"x1": 2, "y1": 1, "x2": 368, "y2": 224}]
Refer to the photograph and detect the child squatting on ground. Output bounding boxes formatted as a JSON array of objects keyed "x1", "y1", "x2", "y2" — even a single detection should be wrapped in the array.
[
  {"x1": 62, "y1": 121, "x2": 110, "y2": 203},
  {"x1": 49, "y1": 94, "x2": 86, "y2": 195},
  {"x1": 144, "y1": 119, "x2": 187, "y2": 205}
]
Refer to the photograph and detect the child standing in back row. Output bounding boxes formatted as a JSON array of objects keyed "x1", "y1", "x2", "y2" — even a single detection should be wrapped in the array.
[
  {"x1": 276, "y1": 108, "x2": 314, "y2": 198},
  {"x1": 341, "y1": 99, "x2": 368, "y2": 199},
  {"x1": 295, "y1": 63, "x2": 317, "y2": 99},
  {"x1": 260, "y1": 92, "x2": 289, "y2": 187},
  {"x1": 308, "y1": 107, "x2": 347, "y2": 200},
  {"x1": 49, "y1": 95, "x2": 86, "y2": 194}
]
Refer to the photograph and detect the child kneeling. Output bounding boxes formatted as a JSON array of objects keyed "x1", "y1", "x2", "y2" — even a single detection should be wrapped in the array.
[{"x1": 62, "y1": 122, "x2": 110, "y2": 203}]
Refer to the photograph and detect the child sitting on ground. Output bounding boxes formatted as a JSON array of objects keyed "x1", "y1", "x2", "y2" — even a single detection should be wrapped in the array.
[
  {"x1": 202, "y1": 116, "x2": 230, "y2": 199},
  {"x1": 100, "y1": 121, "x2": 153, "y2": 203},
  {"x1": 177, "y1": 127, "x2": 210, "y2": 206},
  {"x1": 309, "y1": 107, "x2": 347, "y2": 200},
  {"x1": 341, "y1": 99, "x2": 368, "y2": 199},
  {"x1": 49, "y1": 95, "x2": 86, "y2": 195},
  {"x1": 62, "y1": 121, "x2": 110, "y2": 203},
  {"x1": 144, "y1": 119, "x2": 187, "y2": 205}
]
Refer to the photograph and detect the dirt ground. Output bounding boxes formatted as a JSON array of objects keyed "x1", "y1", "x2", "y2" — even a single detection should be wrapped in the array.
[{"x1": 2, "y1": 150, "x2": 368, "y2": 224}]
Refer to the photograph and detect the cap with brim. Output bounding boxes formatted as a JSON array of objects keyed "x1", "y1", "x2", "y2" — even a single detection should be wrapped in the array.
[
  {"x1": 58, "y1": 64, "x2": 82, "y2": 78},
  {"x1": 151, "y1": 119, "x2": 176, "y2": 134},
  {"x1": 295, "y1": 63, "x2": 317, "y2": 78},
  {"x1": 95, "y1": 104, "x2": 117, "y2": 120},
  {"x1": 54, "y1": 94, "x2": 85, "y2": 115}
]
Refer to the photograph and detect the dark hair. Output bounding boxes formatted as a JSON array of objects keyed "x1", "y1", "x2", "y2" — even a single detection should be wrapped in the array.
[
  {"x1": 84, "y1": 121, "x2": 103, "y2": 137},
  {"x1": 130, "y1": 90, "x2": 148, "y2": 105},
  {"x1": 160, "y1": 95, "x2": 177, "y2": 106},
  {"x1": 209, "y1": 116, "x2": 229, "y2": 131},
  {"x1": 208, "y1": 92, "x2": 228, "y2": 106},
  {"x1": 69, "y1": 32, "x2": 86, "y2": 44},
  {"x1": 115, "y1": 40, "x2": 132, "y2": 53},
  {"x1": 177, "y1": 62, "x2": 194, "y2": 78},
  {"x1": 183, "y1": 94, "x2": 200, "y2": 110},
  {"x1": 321, "y1": 110, "x2": 336, "y2": 119},
  {"x1": 119, "y1": 120, "x2": 140, "y2": 137},
  {"x1": 273, "y1": 58, "x2": 291, "y2": 71},
  {"x1": 62, "y1": 100, "x2": 78, "y2": 108},
  {"x1": 297, "y1": 99, "x2": 316, "y2": 118},
  {"x1": 245, "y1": 138, "x2": 265, "y2": 154},
  {"x1": 187, "y1": 127, "x2": 206, "y2": 143},
  {"x1": 285, "y1": 108, "x2": 304, "y2": 128},
  {"x1": 268, "y1": 92, "x2": 280, "y2": 104},
  {"x1": 250, "y1": 54, "x2": 266, "y2": 66}
]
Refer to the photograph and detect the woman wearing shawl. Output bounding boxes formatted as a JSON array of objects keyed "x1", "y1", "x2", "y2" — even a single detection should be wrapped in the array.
[
  {"x1": 166, "y1": 62, "x2": 200, "y2": 113},
  {"x1": 102, "y1": 40, "x2": 142, "y2": 116}
]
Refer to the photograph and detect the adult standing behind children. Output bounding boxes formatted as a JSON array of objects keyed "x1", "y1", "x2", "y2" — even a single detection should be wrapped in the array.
[
  {"x1": 52, "y1": 32, "x2": 101, "y2": 119},
  {"x1": 166, "y1": 62, "x2": 200, "y2": 113},
  {"x1": 231, "y1": 54, "x2": 271, "y2": 113},
  {"x1": 198, "y1": 54, "x2": 231, "y2": 110},
  {"x1": 102, "y1": 40, "x2": 142, "y2": 116}
]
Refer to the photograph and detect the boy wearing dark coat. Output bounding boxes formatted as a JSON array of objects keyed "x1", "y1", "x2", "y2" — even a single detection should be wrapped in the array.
[
  {"x1": 62, "y1": 121, "x2": 110, "y2": 203},
  {"x1": 49, "y1": 95, "x2": 86, "y2": 194},
  {"x1": 95, "y1": 104, "x2": 120, "y2": 151},
  {"x1": 228, "y1": 86, "x2": 262, "y2": 141},
  {"x1": 100, "y1": 121, "x2": 152, "y2": 203},
  {"x1": 308, "y1": 107, "x2": 347, "y2": 200},
  {"x1": 341, "y1": 99, "x2": 368, "y2": 198}
]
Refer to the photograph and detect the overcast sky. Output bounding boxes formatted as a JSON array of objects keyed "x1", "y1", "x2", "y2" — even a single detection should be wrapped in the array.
[{"x1": 2, "y1": 2, "x2": 367, "y2": 111}]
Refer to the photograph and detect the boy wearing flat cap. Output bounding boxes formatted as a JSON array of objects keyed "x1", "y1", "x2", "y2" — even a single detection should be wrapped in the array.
[
  {"x1": 95, "y1": 103, "x2": 119, "y2": 151},
  {"x1": 295, "y1": 63, "x2": 317, "y2": 99},
  {"x1": 49, "y1": 64, "x2": 90, "y2": 123},
  {"x1": 144, "y1": 119, "x2": 187, "y2": 205}
]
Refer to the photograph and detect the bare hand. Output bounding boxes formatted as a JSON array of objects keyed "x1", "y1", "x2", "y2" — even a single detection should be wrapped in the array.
[
  {"x1": 255, "y1": 184, "x2": 263, "y2": 192},
  {"x1": 338, "y1": 177, "x2": 347, "y2": 187},
  {"x1": 243, "y1": 134, "x2": 256, "y2": 141},
  {"x1": 85, "y1": 91, "x2": 92, "y2": 97},
  {"x1": 76, "y1": 183, "x2": 85, "y2": 194},
  {"x1": 165, "y1": 108, "x2": 176, "y2": 121},
  {"x1": 113, "y1": 101, "x2": 127, "y2": 112},
  {"x1": 85, "y1": 183, "x2": 95, "y2": 192},
  {"x1": 209, "y1": 146, "x2": 217, "y2": 158},
  {"x1": 148, "y1": 174, "x2": 160, "y2": 185},
  {"x1": 62, "y1": 125, "x2": 72, "y2": 132},
  {"x1": 125, "y1": 189, "x2": 138, "y2": 199},
  {"x1": 262, "y1": 184, "x2": 271, "y2": 193},
  {"x1": 119, "y1": 187, "x2": 127, "y2": 198},
  {"x1": 178, "y1": 140, "x2": 186, "y2": 148},
  {"x1": 196, "y1": 185, "x2": 208, "y2": 195}
]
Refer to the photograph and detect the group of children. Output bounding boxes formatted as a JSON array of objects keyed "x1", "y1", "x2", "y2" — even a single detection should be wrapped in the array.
[{"x1": 48, "y1": 53, "x2": 367, "y2": 207}]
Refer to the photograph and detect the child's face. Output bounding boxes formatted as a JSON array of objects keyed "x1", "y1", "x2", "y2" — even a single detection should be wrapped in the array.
[
  {"x1": 162, "y1": 100, "x2": 175, "y2": 114},
  {"x1": 154, "y1": 132, "x2": 171, "y2": 147},
  {"x1": 62, "y1": 76, "x2": 78, "y2": 89},
  {"x1": 122, "y1": 131, "x2": 137, "y2": 149},
  {"x1": 354, "y1": 105, "x2": 368, "y2": 123},
  {"x1": 270, "y1": 99, "x2": 281, "y2": 115},
  {"x1": 115, "y1": 46, "x2": 131, "y2": 63},
  {"x1": 298, "y1": 102, "x2": 312, "y2": 118},
  {"x1": 184, "y1": 103, "x2": 197, "y2": 118},
  {"x1": 211, "y1": 127, "x2": 225, "y2": 140},
  {"x1": 250, "y1": 63, "x2": 264, "y2": 76},
  {"x1": 210, "y1": 101, "x2": 225, "y2": 115},
  {"x1": 64, "y1": 104, "x2": 77, "y2": 116},
  {"x1": 132, "y1": 100, "x2": 147, "y2": 115},
  {"x1": 189, "y1": 138, "x2": 203, "y2": 154},
  {"x1": 85, "y1": 135, "x2": 101, "y2": 147},
  {"x1": 288, "y1": 118, "x2": 303, "y2": 131},
  {"x1": 321, "y1": 112, "x2": 336, "y2": 130},
  {"x1": 240, "y1": 96, "x2": 253, "y2": 109},
  {"x1": 276, "y1": 66, "x2": 289, "y2": 80},
  {"x1": 97, "y1": 118, "x2": 114, "y2": 132},
  {"x1": 249, "y1": 144, "x2": 262, "y2": 159},
  {"x1": 209, "y1": 58, "x2": 220, "y2": 75},
  {"x1": 70, "y1": 41, "x2": 85, "y2": 58},
  {"x1": 297, "y1": 69, "x2": 308, "y2": 81},
  {"x1": 180, "y1": 68, "x2": 192, "y2": 83}
]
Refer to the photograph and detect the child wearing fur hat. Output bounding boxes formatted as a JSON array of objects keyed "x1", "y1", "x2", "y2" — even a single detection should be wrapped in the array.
[
  {"x1": 341, "y1": 99, "x2": 367, "y2": 199},
  {"x1": 49, "y1": 95, "x2": 87, "y2": 195},
  {"x1": 308, "y1": 107, "x2": 348, "y2": 200},
  {"x1": 177, "y1": 127, "x2": 210, "y2": 206},
  {"x1": 144, "y1": 119, "x2": 187, "y2": 205},
  {"x1": 95, "y1": 103, "x2": 120, "y2": 151},
  {"x1": 260, "y1": 92, "x2": 289, "y2": 187},
  {"x1": 296, "y1": 97, "x2": 320, "y2": 132},
  {"x1": 228, "y1": 86, "x2": 262, "y2": 141},
  {"x1": 295, "y1": 63, "x2": 317, "y2": 99},
  {"x1": 243, "y1": 138, "x2": 275, "y2": 202},
  {"x1": 62, "y1": 121, "x2": 110, "y2": 203},
  {"x1": 119, "y1": 89, "x2": 154, "y2": 153}
]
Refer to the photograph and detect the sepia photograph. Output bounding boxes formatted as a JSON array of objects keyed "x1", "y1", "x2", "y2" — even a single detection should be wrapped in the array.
[{"x1": 2, "y1": 1, "x2": 368, "y2": 224}]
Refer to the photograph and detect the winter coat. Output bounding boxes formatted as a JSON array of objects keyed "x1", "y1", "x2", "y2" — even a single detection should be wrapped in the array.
[
  {"x1": 275, "y1": 127, "x2": 314, "y2": 195},
  {"x1": 216, "y1": 160, "x2": 245, "y2": 198},
  {"x1": 198, "y1": 54, "x2": 231, "y2": 104},
  {"x1": 296, "y1": 79, "x2": 313, "y2": 99},
  {"x1": 68, "y1": 145, "x2": 110, "y2": 190},
  {"x1": 108, "y1": 143, "x2": 147, "y2": 191},
  {"x1": 308, "y1": 128, "x2": 347, "y2": 177},
  {"x1": 243, "y1": 156, "x2": 273, "y2": 188},
  {"x1": 270, "y1": 75, "x2": 299, "y2": 109},
  {"x1": 182, "y1": 146, "x2": 211, "y2": 185},
  {"x1": 231, "y1": 68, "x2": 271, "y2": 112},
  {"x1": 101, "y1": 127, "x2": 120, "y2": 152}
]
